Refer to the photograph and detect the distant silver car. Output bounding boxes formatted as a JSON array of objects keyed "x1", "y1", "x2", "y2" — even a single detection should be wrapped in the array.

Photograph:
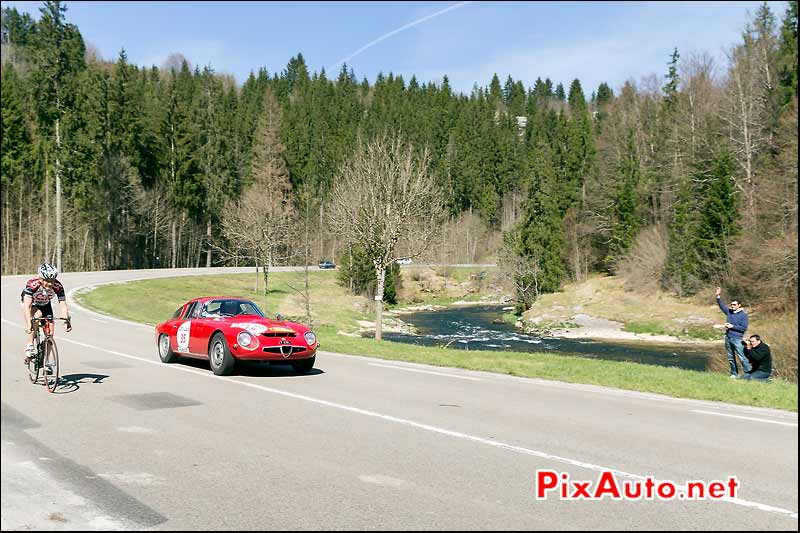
[{"x1": 396, "y1": 258, "x2": 412, "y2": 265}]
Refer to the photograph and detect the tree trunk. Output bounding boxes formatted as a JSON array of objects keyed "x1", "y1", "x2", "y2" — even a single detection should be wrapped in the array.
[
  {"x1": 318, "y1": 203, "x2": 324, "y2": 262},
  {"x1": 178, "y1": 212, "x2": 185, "y2": 267},
  {"x1": 254, "y1": 258, "x2": 259, "y2": 293},
  {"x1": 153, "y1": 196, "x2": 159, "y2": 266},
  {"x1": 17, "y1": 188, "x2": 23, "y2": 273},
  {"x1": 27, "y1": 194, "x2": 33, "y2": 271},
  {"x1": 171, "y1": 218, "x2": 177, "y2": 268},
  {"x1": 304, "y1": 197, "x2": 311, "y2": 323},
  {"x1": 3, "y1": 194, "x2": 9, "y2": 272},
  {"x1": 106, "y1": 212, "x2": 112, "y2": 269},
  {"x1": 374, "y1": 262, "x2": 385, "y2": 341},
  {"x1": 80, "y1": 227, "x2": 89, "y2": 271},
  {"x1": 206, "y1": 220, "x2": 212, "y2": 267},
  {"x1": 348, "y1": 243, "x2": 354, "y2": 293},
  {"x1": 55, "y1": 118, "x2": 62, "y2": 272},
  {"x1": 262, "y1": 259, "x2": 270, "y2": 312},
  {"x1": 45, "y1": 165, "x2": 50, "y2": 263}
]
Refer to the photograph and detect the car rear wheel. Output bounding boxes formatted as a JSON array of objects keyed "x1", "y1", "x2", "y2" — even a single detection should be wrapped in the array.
[
  {"x1": 209, "y1": 333, "x2": 236, "y2": 376},
  {"x1": 158, "y1": 333, "x2": 177, "y2": 363},
  {"x1": 292, "y1": 355, "x2": 315, "y2": 374}
]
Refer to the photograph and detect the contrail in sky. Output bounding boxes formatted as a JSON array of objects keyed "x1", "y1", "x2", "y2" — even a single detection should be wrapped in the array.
[{"x1": 329, "y1": 1, "x2": 474, "y2": 71}]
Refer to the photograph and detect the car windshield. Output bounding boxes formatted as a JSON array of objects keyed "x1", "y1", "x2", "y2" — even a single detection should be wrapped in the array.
[{"x1": 201, "y1": 299, "x2": 265, "y2": 318}]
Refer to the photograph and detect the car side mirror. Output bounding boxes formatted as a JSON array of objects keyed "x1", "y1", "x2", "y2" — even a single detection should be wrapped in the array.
[{"x1": 276, "y1": 313, "x2": 283, "y2": 321}]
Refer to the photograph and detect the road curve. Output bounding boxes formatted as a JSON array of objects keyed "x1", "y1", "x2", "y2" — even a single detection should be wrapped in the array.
[{"x1": 1, "y1": 268, "x2": 797, "y2": 530}]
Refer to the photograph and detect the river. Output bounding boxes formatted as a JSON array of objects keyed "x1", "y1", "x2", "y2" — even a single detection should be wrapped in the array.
[{"x1": 380, "y1": 305, "x2": 717, "y2": 371}]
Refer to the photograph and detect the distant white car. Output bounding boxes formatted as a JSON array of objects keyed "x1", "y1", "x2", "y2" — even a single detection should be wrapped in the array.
[{"x1": 396, "y1": 258, "x2": 412, "y2": 265}]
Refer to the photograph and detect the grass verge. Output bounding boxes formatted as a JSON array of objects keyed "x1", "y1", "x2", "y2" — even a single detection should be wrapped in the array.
[
  {"x1": 623, "y1": 321, "x2": 719, "y2": 341},
  {"x1": 76, "y1": 272, "x2": 797, "y2": 412}
]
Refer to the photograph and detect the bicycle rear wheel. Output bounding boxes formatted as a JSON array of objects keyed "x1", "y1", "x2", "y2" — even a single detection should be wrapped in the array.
[{"x1": 43, "y1": 339, "x2": 59, "y2": 393}]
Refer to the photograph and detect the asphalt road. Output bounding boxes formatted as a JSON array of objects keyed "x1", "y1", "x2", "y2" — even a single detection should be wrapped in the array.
[{"x1": 1, "y1": 267, "x2": 797, "y2": 530}]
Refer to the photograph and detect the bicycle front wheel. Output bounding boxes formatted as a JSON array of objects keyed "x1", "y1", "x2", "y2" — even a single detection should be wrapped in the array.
[
  {"x1": 27, "y1": 352, "x2": 40, "y2": 384},
  {"x1": 43, "y1": 339, "x2": 59, "y2": 393}
]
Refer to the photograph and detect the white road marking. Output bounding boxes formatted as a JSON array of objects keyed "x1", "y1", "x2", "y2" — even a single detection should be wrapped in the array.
[
  {"x1": 1, "y1": 318, "x2": 796, "y2": 520},
  {"x1": 358, "y1": 475, "x2": 407, "y2": 487},
  {"x1": 117, "y1": 427, "x2": 156, "y2": 434},
  {"x1": 97, "y1": 472, "x2": 163, "y2": 487},
  {"x1": 691, "y1": 410, "x2": 798, "y2": 428},
  {"x1": 369, "y1": 362, "x2": 482, "y2": 381}
]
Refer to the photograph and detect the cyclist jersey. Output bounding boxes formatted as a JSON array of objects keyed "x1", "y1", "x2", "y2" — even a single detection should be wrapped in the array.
[{"x1": 22, "y1": 278, "x2": 66, "y2": 306}]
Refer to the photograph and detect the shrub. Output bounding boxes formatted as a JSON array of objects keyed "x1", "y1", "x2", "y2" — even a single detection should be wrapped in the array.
[{"x1": 617, "y1": 225, "x2": 668, "y2": 293}]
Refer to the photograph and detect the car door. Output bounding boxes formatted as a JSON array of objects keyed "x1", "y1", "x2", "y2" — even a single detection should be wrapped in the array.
[
  {"x1": 189, "y1": 300, "x2": 214, "y2": 356},
  {"x1": 174, "y1": 301, "x2": 198, "y2": 354},
  {"x1": 164, "y1": 304, "x2": 186, "y2": 351}
]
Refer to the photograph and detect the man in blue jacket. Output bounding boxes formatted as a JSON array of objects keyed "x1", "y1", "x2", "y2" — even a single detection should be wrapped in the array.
[{"x1": 716, "y1": 286, "x2": 751, "y2": 378}]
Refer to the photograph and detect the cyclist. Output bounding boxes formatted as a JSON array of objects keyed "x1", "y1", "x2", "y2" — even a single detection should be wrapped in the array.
[{"x1": 21, "y1": 263, "x2": 72, "y2": 363}]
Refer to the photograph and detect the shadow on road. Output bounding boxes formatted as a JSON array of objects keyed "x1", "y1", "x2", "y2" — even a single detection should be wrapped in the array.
[
  {"x1": 54, "y1": 373, "x2": 110, "y2": 394},
  {"x1": 172, "y1": 357, "x2": 325, "y2": 378}
]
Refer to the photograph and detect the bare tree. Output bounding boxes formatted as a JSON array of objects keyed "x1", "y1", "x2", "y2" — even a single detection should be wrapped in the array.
[
  {"x1": 499, "y1": 230, "x2": 542, "y2": 313},
  {"x1": 161, "y1": 52, "x2": 190, "y2": 73},
  {"x1": 328, "y1": 132, "x2": 446, "y2": 340},
  {"x1": 284, "y1": 190, "x2": 314, "y2": 325},
  {"x1": 719, "y1": 16, "x2": 777, "y2": 229},
  {"x1": 678, "y1": 52, "x2": 721, "y2": 164},
  {"x1": 216, "y1": 88, "x2": 294, "y2": 311}
]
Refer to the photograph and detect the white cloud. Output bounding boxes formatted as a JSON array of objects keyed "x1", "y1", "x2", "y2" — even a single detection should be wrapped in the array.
[
  {"x1": 139, "y1": 39, "x2": 226, "y2": 71},
  {"x1": 404, "y1": 0, "x2": 780, "y2": 94}
]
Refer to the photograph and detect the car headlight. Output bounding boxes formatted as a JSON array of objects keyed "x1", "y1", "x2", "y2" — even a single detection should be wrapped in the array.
[
  {"x1": 304, "y1": 331, "x2": 317, "y2": 346},
  {"x1": 237, "y1": 331, "x2": 253, "y2": 347}
]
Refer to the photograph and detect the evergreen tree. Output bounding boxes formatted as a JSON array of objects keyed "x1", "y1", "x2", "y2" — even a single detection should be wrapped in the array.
[
  {"x1": 555, "y1": 82, "x2": 566, "y2": 101},
  {"x1": 594, "y1": 82, "x2": 614, "y2": 125},
  {"x1": 694, "y1": 147, "x2": 739, "y2": 270},
  {"x1": 663, "y1": 47, "x2": 680, "y2": 110},
  {"x1": 488, "y1": 73, "x2": 503, "y2": 110},
  {"x1": 507, "y1": 79, "x2": 526, "y2": 117},
  {"x1": 567, "y1": 78, "x2": 586, "y2": 111},
  {"x1": 595, "y1": 82, "x2": 613, "y2": 105},
  {"x1": 514, "y1": 140, "x2": 567, "y2": 308},
  {"x1": 606, "y1": 129, "x2": 641, "y2": 268},
  {"x1": 337, "y1": 245, "x2": 401, "y2": 304},
  {"x1": 0, "y1": 65, "x2": 33, "y2": 202},
  {"x1": 31, "y1": 0, "x2": 86, "y2": 270},
  {"x1": 664, "y1": 148, "x2": 739, "y2": 295},
  {"x1": 1, "y1": 7, "x2": 37, "y2": 67},
  {"x1": 777, "y1": 0, "x2": 798, "y2": 107}
]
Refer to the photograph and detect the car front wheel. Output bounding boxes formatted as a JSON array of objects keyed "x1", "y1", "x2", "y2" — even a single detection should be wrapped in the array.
[
  {"x1": 158, "y1": 333, "x2": 177, "y2": 363},
  {"x1": 209, "y1": 333, "x2": 236, "y2": 376}
]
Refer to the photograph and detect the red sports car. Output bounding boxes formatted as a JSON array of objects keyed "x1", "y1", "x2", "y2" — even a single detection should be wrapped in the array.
[{"x1": 155, "y1": 297, "x2": 318, "y2": 376}]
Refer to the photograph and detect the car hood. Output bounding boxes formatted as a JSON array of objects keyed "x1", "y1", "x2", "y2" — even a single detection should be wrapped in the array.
[{"x1": 224, "y1": 317, "x2": 309, "y2": 336}]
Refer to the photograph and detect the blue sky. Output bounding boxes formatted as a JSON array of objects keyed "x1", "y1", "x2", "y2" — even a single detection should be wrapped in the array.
[{"x1": 2, "y1": 1, "x2": 788, "y2": 95}]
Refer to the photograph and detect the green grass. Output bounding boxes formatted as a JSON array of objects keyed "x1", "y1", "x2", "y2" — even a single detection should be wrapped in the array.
[
  {"x1": 77, "y1": 271, "x2": 365, "y2": 331},
  {"x1": 77, "y1": 272, "x2": 797, "y2": 412},
  {"x1": 501, "y1": 312, "x2": 518, "y2": 325},
  {"x1": 624, "y1": 321, "x2": 719, "y2": 341},
  {"x1": 524, "y1": 320, "x2": 582, "y2": 335},
  {"x1": 431, "y1": 266, "x2": 488, "y2": 284},
  {"x1": 317, "y1": 327, "x2": 796, "y2": 411}
]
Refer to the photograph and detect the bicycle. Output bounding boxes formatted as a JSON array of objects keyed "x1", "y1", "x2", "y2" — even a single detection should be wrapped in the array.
[{"x1": 26, "y1": 316, "x2": 70, "y2": 393}]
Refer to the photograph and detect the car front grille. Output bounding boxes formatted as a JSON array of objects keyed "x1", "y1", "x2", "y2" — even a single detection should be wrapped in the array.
[{"x1": 262, "y1": 346, "x2": 306, "y2": 357}]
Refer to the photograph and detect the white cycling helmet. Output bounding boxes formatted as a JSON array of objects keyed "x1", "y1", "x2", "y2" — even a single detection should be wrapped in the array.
[{"x1": 38, "y1": 263, "x2": 58, "y2": 280}]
